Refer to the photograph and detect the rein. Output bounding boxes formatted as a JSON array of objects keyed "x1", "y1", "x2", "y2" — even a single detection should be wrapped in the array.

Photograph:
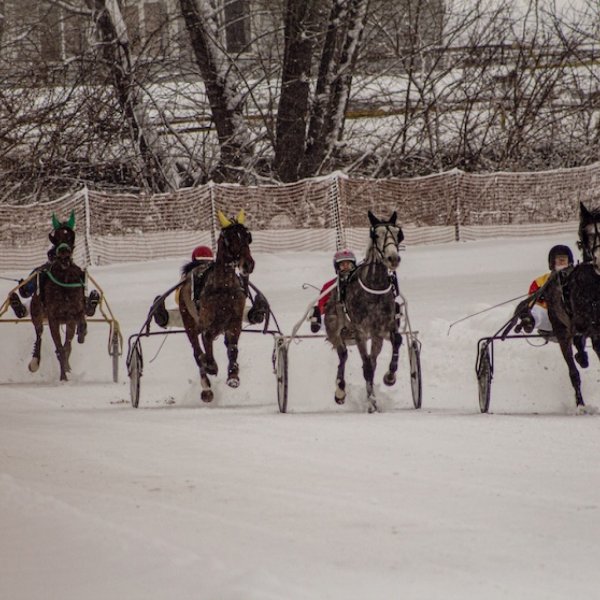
[{"x1": 45, "y1": 269, "x2": 85, "y2": 288}]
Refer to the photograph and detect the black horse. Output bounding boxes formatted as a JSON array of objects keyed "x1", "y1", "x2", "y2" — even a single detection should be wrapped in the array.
[
  {"x1": 325, "y1": 211, "x2": 404, "y2": 412},
  {"x1": 178, "y1": 210, "x2": 254, "y2": 402},
  {"x1": 538, "y1": 202, "x2": 600, "y2": 409}
]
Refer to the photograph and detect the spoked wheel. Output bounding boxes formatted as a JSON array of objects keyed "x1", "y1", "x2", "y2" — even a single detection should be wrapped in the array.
[
  {"x1": 275, "y1": 338, "x2": 288, "y2": 413},
  {"x1": 477, "y1": 342, "x2": 493, "y2": 413},
  {"x1": 128, "y1": 342, "x2": 143, "y2": 408},
  {"x1": 110, "y1": 330, "x2": 120, "y2": 383},
  {"x1": 408, "y1": 339, "x2": 422, "y2": 409}
]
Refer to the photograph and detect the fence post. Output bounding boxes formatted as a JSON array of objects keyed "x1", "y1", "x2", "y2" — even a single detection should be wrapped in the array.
[
  {"x1": 209, "y1": 181, "x2": 217, "y2": 252},
  {"x1": 82, "y1": 186, "x2": 95, "y2": 266},
  {"x1": 454, "y1": 169, "x2": 461, "y2": 242},
  {"x1": 330, "y1": 174, "x2": 346, "y2": 250}
]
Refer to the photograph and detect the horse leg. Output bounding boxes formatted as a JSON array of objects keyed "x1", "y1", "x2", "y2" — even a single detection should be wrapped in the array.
[
  {"x1": 590, "y1": 336, "x2": 600, "y2": 364},
  {"x1": 573, "y1": 335, "x2": 588, "y2": 368},
  {"x1": 556, "y1": 334, "x2": 584, "y2": 407},
  {"x1": 29, "y1": 319, "x2": 44, "y2": 373},
  {"x1": 356, "y1": 338, "x2": 377, "y2": 411},
  {"x1": 384, "y1": 331, "x2": 403, "y2": 386},
  {"x1": 48, "y1": 320, "x2": 69, "y2": 381},
  {"x1": 202, "y1": 333, "x2": 218, "y2": 376},
  {"x1": 198, "y1": 333, "x2": 216, "y2": 402},
  {"x1": 334, "y1": 343, "x2": 348, "y2": 405},
  {"x1": 224, "y1": 332, "x2": 240, "y2": 388},
  {"x1": 63, "y1": 322, "x2": 76, "y2": 373}
]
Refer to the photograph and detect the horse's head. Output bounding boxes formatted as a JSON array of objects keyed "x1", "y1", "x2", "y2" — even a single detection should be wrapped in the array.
[
  {"x1": 217, "y1": 209, "x2": 255, "y2": 276},
  {"x1": 52, "y1": 242, "x2": 73, "y2": 270},
  {"x1": 49, "y1": 210, "x2": 76, "y2": 251},
  {"x1": 578, "y1": 202, "x2": 600, "y2": 267},
  {"x1": 367, "y1": 210, "x2": 404, "y2": 270}
]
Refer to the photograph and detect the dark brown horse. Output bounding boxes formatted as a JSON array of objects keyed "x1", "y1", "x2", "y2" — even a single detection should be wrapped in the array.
[
  {"x1": 325, "y1": 211, "x2": 404, "y2": 412},
  {"x1": 178, "y1": 210, "x2": 254, "y2": 402},
  {"x1": 29, "y1": 241, "x2": 87, "y2": 380},
  {"x1": 541, "y1": 202, "x2": 600, "y2": 410},
  {"x1": 532, "y1": 203, "x2": 600, "y2": 408}
]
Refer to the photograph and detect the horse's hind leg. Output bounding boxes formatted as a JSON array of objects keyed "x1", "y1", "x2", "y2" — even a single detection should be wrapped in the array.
[
  {"x1": 224, "y1": 332, "x2": 240, "y2": 388},
  {"x1": 29, "y1": 320, "x2": 44, "y2": 373},
  {"x1": 557, "y1": 335, "x2": 584, "y2": 407},
  {"x1": 574, "y1": 335, "x2": 588, "y2": 368},
  {"x1": 334, "y1": 344, "x2": 348, "y2": 405},
  {"x1": 384, "y1": 331, "x2": 403, "y2": 386}
]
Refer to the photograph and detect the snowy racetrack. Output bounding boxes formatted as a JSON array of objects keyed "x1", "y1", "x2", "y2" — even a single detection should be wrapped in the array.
[{"x1": 1, "y1": 235, "x2": 600, "y2": 599}]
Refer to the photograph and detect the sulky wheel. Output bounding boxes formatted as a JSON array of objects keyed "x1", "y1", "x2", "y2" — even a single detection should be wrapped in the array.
[
  {"x1": 477, "y1": 343, "x2": 493, "y2": 413},
  {"x1": 276, "y1": 339, "x2": 288, "y2": 413},
  {"x1": 408, "y1": 339, "x2": 422, "y2": 409},
  {"x1": 128, "y1": 342, "x2": 143, "y2": 408}
]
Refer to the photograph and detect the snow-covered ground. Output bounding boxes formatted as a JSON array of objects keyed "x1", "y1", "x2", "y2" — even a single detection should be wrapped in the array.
[{"x1": 1, "y1": 234, "x2": 600, "y2": 599}]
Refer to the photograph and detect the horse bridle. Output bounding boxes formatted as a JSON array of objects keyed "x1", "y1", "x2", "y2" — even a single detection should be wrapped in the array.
[
  {"x1": 580, "y1": 221, "x2": 600, "y2": 264},
  {"x1": 220, "y1": 223, "x2": 252, "y2": 268},
  {"x1": 369, "y1": 223, "x2": 402, "y2": 263}
]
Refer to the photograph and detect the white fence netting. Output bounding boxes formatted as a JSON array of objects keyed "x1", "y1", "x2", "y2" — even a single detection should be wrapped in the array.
[{"x1": 1, "y1": 162, "x2": 598, "y2": 271}]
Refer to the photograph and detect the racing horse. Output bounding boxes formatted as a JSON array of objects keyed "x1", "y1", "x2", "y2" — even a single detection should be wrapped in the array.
[
  {"x1": 178, "y1": 210, "x2": 254, "y2": 402},
  {"x1": 542, "y1": 202, "x2": 600, "y2": 409},
  {"x1": 325, "y1": 211, "x2": 404, "y2": 412},
  {"x1": 29, "y1": 239, "x2": 87, "y2": 380}
]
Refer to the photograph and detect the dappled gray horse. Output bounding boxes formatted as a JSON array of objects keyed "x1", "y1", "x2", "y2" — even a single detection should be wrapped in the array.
[{"x1": 325, "y1": 211, "x2": 404, "y2": 412}]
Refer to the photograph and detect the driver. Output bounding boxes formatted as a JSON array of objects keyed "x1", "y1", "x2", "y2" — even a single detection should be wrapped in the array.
[{"x1": 309, "y1": 249, "x2": 357, "y2": 333}]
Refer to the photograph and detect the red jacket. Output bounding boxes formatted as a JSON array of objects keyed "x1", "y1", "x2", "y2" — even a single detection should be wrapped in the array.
[{"x1": 317, "y1": 278, "x2": 337, "y2": 314}]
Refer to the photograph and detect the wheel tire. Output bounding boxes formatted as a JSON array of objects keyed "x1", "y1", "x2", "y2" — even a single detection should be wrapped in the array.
[
  {"x1": 111, "y1": 331, "x2": 120, "y2": 383},
  {"x1": 477, "y1": 344, "x2": 492, "y2": 413},
  {"x1": 128, "y1": 343, "x2": 142, "y2": 408},
  {"x1": 276, "y1": 341, "x2": 288, "y2": 413},
  {"x1": 408, "y1": 340, "x2": 422, "y2": 409}
]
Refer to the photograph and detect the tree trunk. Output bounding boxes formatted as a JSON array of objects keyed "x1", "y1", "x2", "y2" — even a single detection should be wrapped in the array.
[
  {"x1": 86, "y1": 0, "x2": 180, "y2": 192},
  {"x1": 178, "y1": 0, "x2": 253, "y2": 180},
  {"x1": 301, "y1": 0, "x2": 369, "y2": 178},
  {"x1": 273, "y1": 0, "x2": 322, "y2": 182}
]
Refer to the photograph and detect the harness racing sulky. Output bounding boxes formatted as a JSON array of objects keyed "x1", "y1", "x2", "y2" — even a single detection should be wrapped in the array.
[
  {"x1": 273, "y1": 210, "x2": 422, "y2": 414},
  {"x1": 476, "y1": 202, "x2": 600, "y2": 414},
  {"x1": 0, "y1": 211, "x2": 122, "y2": 382},
  {"x1": 126, "y1": 210, "x2": 281, "y2": 408}
]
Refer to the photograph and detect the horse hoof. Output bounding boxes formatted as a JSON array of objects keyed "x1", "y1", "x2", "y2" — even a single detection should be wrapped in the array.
[
  {"x1": 335, "y1": 389, "x2": 346, "y2": 404},
  {"x1": 383, "y1": 372, "x2": 396, "y2": 386},
  {"x1": 201, "y1": 389, "x2": 213, "y2": 402},
  {"x1": 368, "y1": 401, "x2": 378, "y2": 413},
  {"x1": 227, "y1": 377, "x2": 239, "y2": 388},
  {"x1": 28, "y1": 358, "x2": 39, "y2": 372}
]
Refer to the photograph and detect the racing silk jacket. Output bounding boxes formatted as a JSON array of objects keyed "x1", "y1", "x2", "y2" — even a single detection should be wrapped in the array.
[
  {"x1": 529, "y1": 272, "x2": 550, "y2": 309},
  {"x1": 317, "y1": 277, "x2": 337, "y2": 314}
]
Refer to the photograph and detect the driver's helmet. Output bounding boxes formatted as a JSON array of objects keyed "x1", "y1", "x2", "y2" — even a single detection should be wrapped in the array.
[
  {"x1": 333, "y1": 249, "x2": 357, "y2": 272},
  {"x1": 548, "y1": 245, "x2": 573, "y2": 271},
  {"x1": 191, "y1": 245, "x2": 214, "y2": 262}
]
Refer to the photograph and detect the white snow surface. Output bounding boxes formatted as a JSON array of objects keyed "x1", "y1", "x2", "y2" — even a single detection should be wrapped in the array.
[{"x1": 1, "y1": 235, "x2": 600, "y2": 599}]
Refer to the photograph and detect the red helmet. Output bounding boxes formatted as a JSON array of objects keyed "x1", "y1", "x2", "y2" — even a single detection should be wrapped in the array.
[
  {"x1": 333, "y1": 249, "x2": 356, "y2": 271},
  {"x1": 191, "y1": 245, "x2": 213, "y2": 261}
]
